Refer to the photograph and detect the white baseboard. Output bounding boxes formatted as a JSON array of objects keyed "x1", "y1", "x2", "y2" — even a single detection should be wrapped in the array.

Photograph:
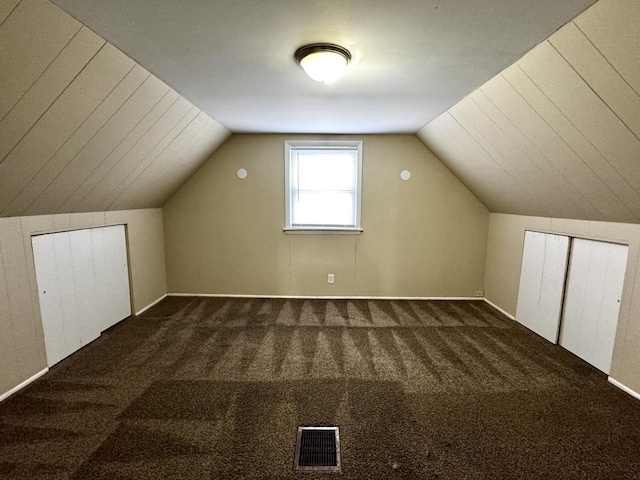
[
  {"x1": 483, "y1": 298, "x2": 516, "y2": 320},
  {"x1": 136, "y1": 294, "x2": 168, "y2": 316},
  {"x1": 168, "y1": 293, "x2": 483, "y2": 301},
  {"x1": 608, "y1": 377, "x2": 640, "y2": 401},
  {"x1": 0, "y1": 368, "x2": 48, "y2": 403}
]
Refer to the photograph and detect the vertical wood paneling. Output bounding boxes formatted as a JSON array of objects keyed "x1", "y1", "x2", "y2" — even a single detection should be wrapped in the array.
[
  {"x1": 72, "y1": 92, "x2": 188, "y2": 213},
  {"x1": 550, "y1": 23, "x2": 640, "y2": 138},
  {"x1": 482, "y1": 74, "x2": 601, "y2": 218},
  {"x1": 0, "y1": 0, "x2": 230, "y2": 218},
  {"x1": 0, "y1": 27, "x2": 104, "y2": 163},
  {"x1": 574, "y1": 0, "x2": 640, "y2": 94},
  {"x1": 0, "y1": 1, "x2": 20, "y2": 25},
  {"x1": 434, "y1": 113, "x2": 521, "y2": 210},
  {"x1": 502, "y1": 62, "x2": 639, "y2": 222},
  {"x1": 65, "y1": 91, "x2": 181, "y2": 212},
  {"x1": 3, "y1": 64, "x2": 148, "y2": 217},
  {"x1": 52, "y1": 213, "x2": 71, "y2": 231},
  {"x1": 0, "y1": 0, "x2": 80, "y2": 120},
  {"x1": 125, "y1": 114, "x2": 213, "y2": 206},
  {"x1": 517, "y1": 41, "x2": 640, "y2": 196},
  {"x1": 469, "y1": 90, "x2": 583, "y2": 218},
  {"x1": 147, "y1": 122, "x2": 232, "y2": 207},
  {"x1": 417, "y1": 0, "x2": 640, "y2": 223},
  {"x1": 451, "y1": 99, "x2": 546, "y2": 212},
  {"x1": 0, "y1": 44, "x2": 134, "y2": 209},
  {"x1": 501, "y1": 65, "x2": 640, "y2": 222},
  {"x1": 35, "y1": 75, "x2": 170, "y2": 213},
  {"x1": 0, "y1": 218, "x2": 43, "y2": 376},
  {"x1": 417, "y1": 120, "x2": 501, "y2": 211},
  {"x1": 0, "y1": 229, "x2": 21, "y2": 394},
  {"x1": 141, "y1": 122, "x2": 220, "y2": 208},
  {"x1": 106, "y1": 108, "x2": 201, "y2": 209},
  {"x1": 109, "y1": 112, "x2": 213, "y2": 210}
]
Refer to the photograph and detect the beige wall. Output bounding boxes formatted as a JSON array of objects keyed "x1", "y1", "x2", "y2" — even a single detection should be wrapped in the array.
[
  {"x1": 0, "y1": 208, "x2": 167, "y2": 397},
  {"x1": 485, "y1": 213, "x2": 640, "y2": 393},
  {"x1": 164, "y1": 134, "x2": 489, "y2": 297},
  {"x1": 417, "y1": 0, "x2": 640, "y2": 224}
]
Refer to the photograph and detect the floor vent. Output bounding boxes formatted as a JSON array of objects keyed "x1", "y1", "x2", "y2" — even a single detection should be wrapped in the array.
[{"x1": 294, "y1": 426, "x2": 341, "y2": 472}]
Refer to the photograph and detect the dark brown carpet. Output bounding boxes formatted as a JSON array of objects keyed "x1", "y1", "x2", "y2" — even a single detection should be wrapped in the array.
[{"x1": 1, "y1": 297, "x2": 639, "y2": 479}]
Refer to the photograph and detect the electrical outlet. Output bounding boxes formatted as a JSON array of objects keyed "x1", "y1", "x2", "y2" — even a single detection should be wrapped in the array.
[
  {"x1": 474, "y1": 291, "x2": 484, "y2": 297},
  {"x1": 328, "y1": 273, "x2": 335, "y2": 284}
]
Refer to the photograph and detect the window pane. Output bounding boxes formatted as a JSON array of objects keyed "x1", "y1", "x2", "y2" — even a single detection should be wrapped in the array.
[
  {"x1": 292, "y1": 192, "x2": 355, "y2": 226},
  {"x1": 295, "y1": 152, "x2": 356, "y2": 191},
  {"x1": 286, "y1": 142, "x2": 361, "y2": 230}
]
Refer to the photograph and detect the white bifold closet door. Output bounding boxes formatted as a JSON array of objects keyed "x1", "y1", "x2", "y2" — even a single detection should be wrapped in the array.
[
  {"x1": 515, "y1": 231, "x2": 570, "y2": 343},
  {"x1": 559, "y1": 239, "x2": 628, "y2": 374},
  {"x1": 32, "y1": 225, "x2": 131, "y2": 367},
  {"x1": 91, "y1": 226, "x2": 131, "y2": 332}
]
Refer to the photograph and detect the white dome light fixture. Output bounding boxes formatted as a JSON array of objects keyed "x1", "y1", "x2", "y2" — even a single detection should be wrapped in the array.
[{"x1": 294, "y1": 43, "x2": 352, "y2": 83}]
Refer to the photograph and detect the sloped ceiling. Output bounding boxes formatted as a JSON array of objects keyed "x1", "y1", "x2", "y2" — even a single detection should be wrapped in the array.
[
  {"x1": 50, "y1": 0, "x2": 596, "y2": 134},
  {"x1": 417, "y1": 0, "x2": 640, "y2": 223},
  {"x1": 2, "y1": 0, "x2": 636, "y2": 224},
  {"x1": 0, "y1": 0, "x2": 230, "y2": 218}
]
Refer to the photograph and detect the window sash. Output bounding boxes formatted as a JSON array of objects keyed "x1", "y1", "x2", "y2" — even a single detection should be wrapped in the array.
[{"x1": 285, "y1": 141, "x2": 362, "y2": 231}]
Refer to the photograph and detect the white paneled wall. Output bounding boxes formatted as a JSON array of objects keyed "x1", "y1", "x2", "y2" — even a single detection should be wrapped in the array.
[
  {"x1": 417, "y1": 0, "x2": 640, "y2": 223},
  {"x1": 32, "y1": 225, "x2": 131, "y2": 366}
]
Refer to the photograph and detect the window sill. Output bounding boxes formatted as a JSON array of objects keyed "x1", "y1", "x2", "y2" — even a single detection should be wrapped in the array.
[{"x1": 283, "y1": 228, "x2": 363, "y2": 235}]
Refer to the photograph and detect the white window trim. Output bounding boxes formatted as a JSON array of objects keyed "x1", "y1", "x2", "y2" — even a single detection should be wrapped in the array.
[{"x1": 284, "y1": 140, "x2": 363, "y2": 234}]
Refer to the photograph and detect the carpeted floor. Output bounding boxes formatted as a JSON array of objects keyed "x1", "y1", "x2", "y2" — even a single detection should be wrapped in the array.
[{"x1": 1, "y1": 297, "x2": 639, "y2": 479}]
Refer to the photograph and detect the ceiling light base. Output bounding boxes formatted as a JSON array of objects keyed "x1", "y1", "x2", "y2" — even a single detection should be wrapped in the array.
[{"x1": 294, "y1": 43, "x2": 352, "y2": 83}]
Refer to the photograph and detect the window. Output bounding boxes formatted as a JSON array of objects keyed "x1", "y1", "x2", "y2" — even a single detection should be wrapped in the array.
[{"x1": 285, "y1": 140, "x2": 362, "y2": 232}]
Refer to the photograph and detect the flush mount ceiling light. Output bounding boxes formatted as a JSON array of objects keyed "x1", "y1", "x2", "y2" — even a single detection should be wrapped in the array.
[{"x1": 294, "y1": 43, "x2": 352, "y2": 83}]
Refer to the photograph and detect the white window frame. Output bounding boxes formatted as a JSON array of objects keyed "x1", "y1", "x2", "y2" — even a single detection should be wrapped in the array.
[{"x1": 284, "y1": 140, "x2": 363, "y2": 233}]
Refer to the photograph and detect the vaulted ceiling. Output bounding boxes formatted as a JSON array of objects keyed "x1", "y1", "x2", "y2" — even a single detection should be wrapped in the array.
[
  {"x1": 50, "y1": 0, "x2": 596, "y2": 134},
  {"x1": 0, "y1": 0, "x2": 230, "y2": 218},
  {"x1": 2, "y1": 0, "x2": 638, "y2": 223},
  {"x1": 417, "y1": 0, "x2": 640, "y2": 222}
]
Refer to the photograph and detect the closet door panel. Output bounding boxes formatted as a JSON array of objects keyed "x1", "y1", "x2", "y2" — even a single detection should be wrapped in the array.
[
  {"x1": 101, "y1": 225, "x2": 131, "y2": 329},
  {"x1": 516, "y1": 231, "x2": 570, "y2": 343},
  {"x1": 596, "y1": 243, "x2": 628, "y2": 371},
  {"x1": 560, "y1": 239, "x2": 628, "y2": 373},
  {"x1": 32, "y1": 234, "x2": 68, "y2": 366},
  {"x1": 558, "y1": 239, "x2": 591, "y2": 359},
  {"x1": 52, "y1": 232, "x2": 83, "y2": 358},
  {"x1": 90, "y1": 227, "x2": 111, "y2": 332},
  {"x1": 68, "y1": 228, "x2": 100, "y2": 345},
  {"x1": 33, "y1": 225, "x2": 131, "y2": 367}
]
